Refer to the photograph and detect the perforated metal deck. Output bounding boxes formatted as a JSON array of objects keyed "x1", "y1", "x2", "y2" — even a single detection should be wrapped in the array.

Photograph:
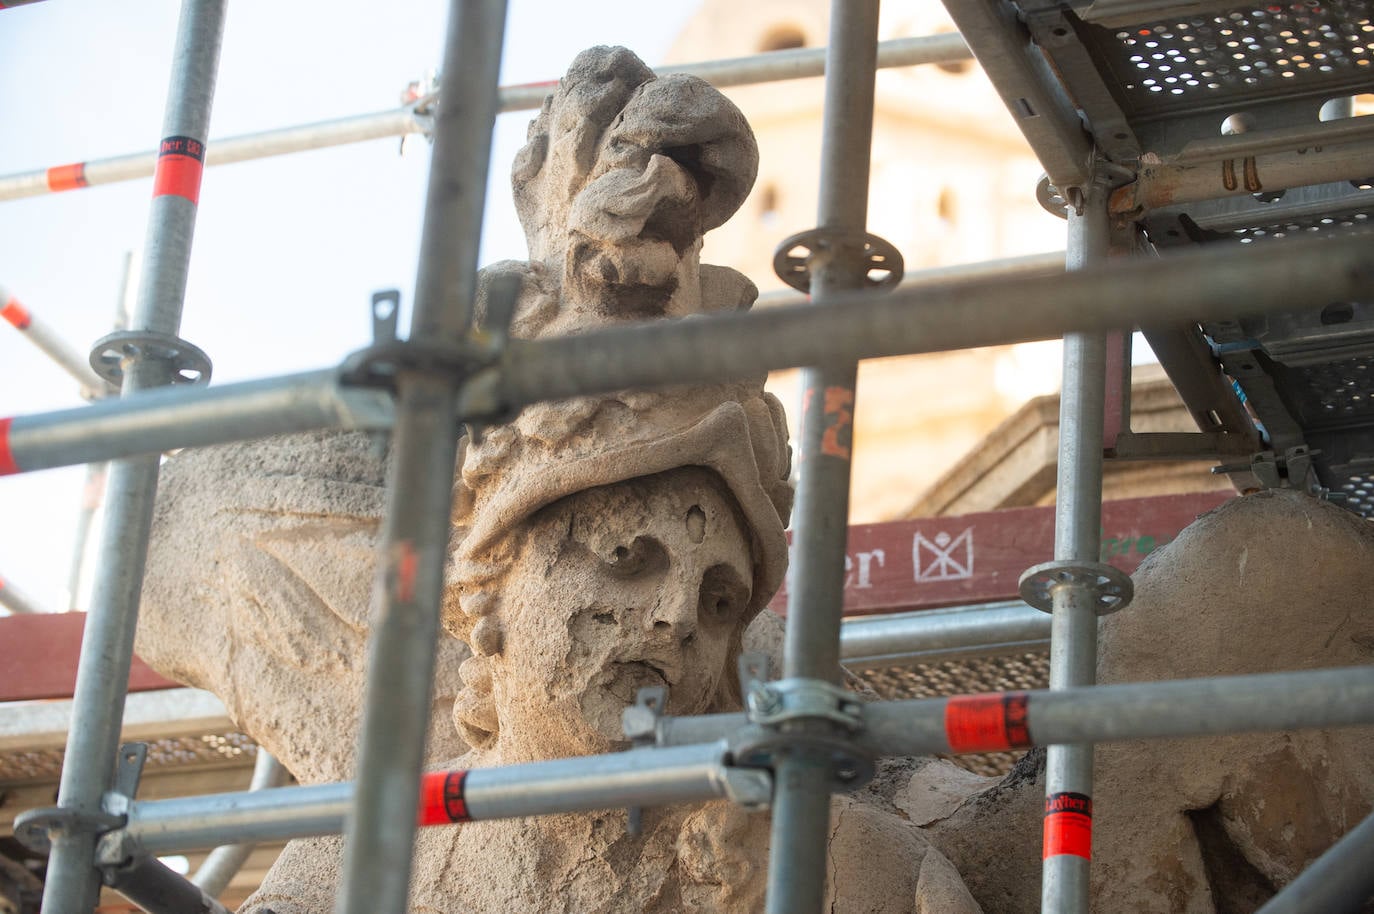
[{"x1": 947, "y1": 0, "x2": 1374, "y2": 515}]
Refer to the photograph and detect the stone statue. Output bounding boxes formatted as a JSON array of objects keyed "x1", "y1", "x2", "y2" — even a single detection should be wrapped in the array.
[
  {"x1": 138, "y1": 46, "x2": 979, "y2": 913},
  {"x1": 917, "y1": 488, "x2": 1374, "y2": 914},
  {"x1": 136, "y1": 41, "x2": 1374, "y2": 914}
]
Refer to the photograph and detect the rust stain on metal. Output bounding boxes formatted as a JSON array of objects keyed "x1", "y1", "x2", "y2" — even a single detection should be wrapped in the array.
[
  {"x1": 1221, "y1": 159, "x2": 1238, "y2": 192},
  {"x1": 1243, "y1": 156, "x2": 1261, "y2": 192}
]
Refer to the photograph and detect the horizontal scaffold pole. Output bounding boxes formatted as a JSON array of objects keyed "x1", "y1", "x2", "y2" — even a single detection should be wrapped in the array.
[
  {"x1": 73, "y1": 665, "x2": 1374, "y2": 861},
  {"x1": 1, "y1": 234, "x2": 1369, "y2": 476},
  {"x1": 0, "y1": 35, "x2": 969, "y2": 203}
]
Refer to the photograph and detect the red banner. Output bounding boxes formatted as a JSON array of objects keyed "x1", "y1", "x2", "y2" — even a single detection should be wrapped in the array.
[{"x1": 769, "y1": 492, "x2": 1230, "y2": 615}]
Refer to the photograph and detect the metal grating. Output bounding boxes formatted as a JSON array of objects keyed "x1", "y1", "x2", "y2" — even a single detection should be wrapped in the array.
[
  {"x1": 1287, "y1": 355, "x2": 1374, "y2": 419},
  {"x1": 1233, "y1": 207, "x2": 1373, "y2": 241},
  {"x1": 1103, "y1": 1, "x2": 1374, "y2": 111},
  {"x1": 1333, "y1": 470, "x2": 1374, "y2": 514},
  {"x1": 0, "y1": 732, "x2": 257, "y2": 783}
]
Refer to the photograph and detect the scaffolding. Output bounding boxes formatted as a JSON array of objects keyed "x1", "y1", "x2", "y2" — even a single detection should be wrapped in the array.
[{"x1": 4, "y1": 0, "x2": 1374, "y2": 912}]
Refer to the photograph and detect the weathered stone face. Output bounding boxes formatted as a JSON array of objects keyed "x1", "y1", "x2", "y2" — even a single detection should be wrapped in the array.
[
  {"x1": 142, "y1": 43, "x2": 983, "y2": 914},
  {"x1": 511, "y1": 46, "x2": 757, "y2": 322},
  {"x1": 468, "y1": 468, "x2": 754, "y2": 761}
]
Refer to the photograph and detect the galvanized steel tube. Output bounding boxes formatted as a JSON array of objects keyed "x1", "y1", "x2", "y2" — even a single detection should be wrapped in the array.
[
  {"x1": 0, "y1": 236, "x2": 1368, "y2": 477},
  {"x1": 104, "y1": 856, "x2": 230, "y2": 914},
  {"x1": 0, "y1": 285, "x2": 108, "y2": 397},
  {"x1": 334, "y1": 0, "x2": 506, "y2": 910},
  {"x1": 491, "y1": 233, "x2": 1374, "y2": 415},
  {"x1": 0, "y1": 37, "x2": 970, "y2": 203},
  {"x1": 39, "y1": 4, "x2": 225, "y2": 912},
  {"x1": 190, "y1": 750, "x2": 288, "y2": 899},
  {"x1": 655, "y1": 666, "x2": 1374, "y2": 754},
  {"x1": 1041, "y1": 178, "x2": 1113, "y2": 914},
  {"x1": 767, "y1": 2, "x2": 883, "y2": 913},
  {"x1": 0, "y1": 574, "x2": 48, "y2": 615},
  {"x1": 86, "y1": 668, "x2": 1374, "y2": 863},
  {"x1": 0, "y1": 236, "x2": 1369, "y2": 476},
  {"x1": 2, "y1": 370, "x2": 392, "y2": 474},
  {"x1": 102, "y1": 742, "x2": 745, "y2": 859},
  {"x1": 1253, "y1": 809, "x2": 1374, "y2": 914},
  {"x1": 839, "y1": 602, "x2": 1051, "y2": 669}
]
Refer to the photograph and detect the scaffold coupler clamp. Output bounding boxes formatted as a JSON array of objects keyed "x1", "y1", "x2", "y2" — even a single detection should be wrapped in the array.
[
  {"x1": 400, "y1": 70, "x2": 440, "y2": 140},
  {"x1": 15, "y1": 742, "x2": 147, "y2": 873},
  {"x1": 338, "y1": 273, "x2": 523, "y2": 426},
  {"x1": 621, "y1": 686, "x2": 771, "y2": 827},
  {"x1": 622, "y1": 686, "x2": 668, "y2": 835},
  {"x1": 772, "y1": 228, "x2": 904, "y2": 294},
  {"x1": 731, "y1": 653, "x2": 876, "y2": 792},
  {"x1": 1018, "y1": 560, "x2": 1133, "y2": 616}
]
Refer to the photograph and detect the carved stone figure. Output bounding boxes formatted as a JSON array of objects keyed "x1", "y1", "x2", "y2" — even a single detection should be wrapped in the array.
[
  {"x1": 137, "y1": 45, "x2": 979, "y2": 913},
  {"x1": 915, "y1": 489, "x2": 1374, "y2": 913},
  {"x1": 135, "y1": 40, "x2": 1374, "y2": 914}
]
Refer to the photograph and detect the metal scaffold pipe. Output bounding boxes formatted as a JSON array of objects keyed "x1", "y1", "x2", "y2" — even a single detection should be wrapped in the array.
[
  {"x1": 1, "y1": 369, "x2": 393, "y2": 474},
  {"x1": 334, "y1": 0, "x2": 506, "y2": 910},
  {"x1": 1040, "y1": 178, "x2": 1114, "y2": 914},
  {"x1": 766, "y1": 1, "x2": 884, "y2": 912},
  {"x1": 38, "y1": 2, "x2": 226, "y2": 912},
  {"x1": 0, "y1": 234, "x2": 1370, "y2": 478},
  {"x1": 72, "y1": 666, "x2": 1374, "y2": 861},
  {"x1": 0, "y1": 573, "x2": 49, "y2": 615},
  {"x1": 0, "y1": 35, "x2": 969, "y2": 204},
  {"x1": 490, "y1": 232, "x2": 1373, "y2": 417},
  {"x1": 0, "y1": 284, "x2": 109, "y2": 398},
  {"x1": 189, "y1": 749, "x2": 289, "y2": 899},
  {"x1": 97, "y1": 741, "x2": 760, "y2": 861},
  {"x1": 652, "y1": 665, "x2": 1374, "y2": 755},
  {"x1": 1253, "y1": 808, "x2": 1374, "y2": 914},
  {"x1": 838, "y1": 601, "x2": 1051, "y2": 669},
  {"x1": 102, "y1": 856, "x2": 230, "y2": 914}
]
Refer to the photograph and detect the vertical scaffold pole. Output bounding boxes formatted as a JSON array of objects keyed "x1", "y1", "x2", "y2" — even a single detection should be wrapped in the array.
[
  {"x1": 765, "y1": 2, "x2": 883, "y2": 912},
  {"x1": 39, "y1": 3, "x2": 225, "y2": 912},
  {"x1": 1041, "y1": 176, "x2": 1113, "y2": 914},
  {"x1": 333, "y1": 1, "x2": 507, "y2": 912}
]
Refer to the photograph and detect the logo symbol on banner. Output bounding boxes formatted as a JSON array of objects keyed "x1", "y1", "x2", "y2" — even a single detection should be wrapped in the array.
[{"x1": 912, "y1": 528, "x2": 974, "y2": 581}]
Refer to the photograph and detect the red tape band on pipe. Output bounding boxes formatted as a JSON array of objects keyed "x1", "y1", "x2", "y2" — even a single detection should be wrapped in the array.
[
  {"x1": 417, "y1": 770, "x2": 469, "y2": 826},
  {"x1": 944, "y1": 691, "x2": 1030, "y2": 752},
  {"x1": 0, "y1": 418, "x2": 19, "y2": 476},
  {"x1": 1, "y1": 298, "x2": 31, "y2": 330},
  {"x1": 1043, "y1": 792, "x2": 1093, "y2": 859},
  {"x1": 152, "y1": 135, "x2": 206, "y2": 204},
  {"x1": 45, "y1": 162, "x2": 88, "y2": 192}
]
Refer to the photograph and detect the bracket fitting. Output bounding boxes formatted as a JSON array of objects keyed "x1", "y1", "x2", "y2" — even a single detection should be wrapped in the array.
[
  {"x1": 15, "y1": 743, "x2": 147, "y2": 857},
  {"x1": 340, "y1": 276, "x2": 521, "y2": 428},
  {"x1": 89, "y1": 330, "x2": 212, "y2": 388},
  {"x1": 772, "y1": 227, "x2": 903, "y2": 294},
  {"x1": 1019, "y1": 560, "x2": 1133, "y2": 615},
  {"x1": 1213, "y1": 445, "x2": 1319, "y2": 493}
]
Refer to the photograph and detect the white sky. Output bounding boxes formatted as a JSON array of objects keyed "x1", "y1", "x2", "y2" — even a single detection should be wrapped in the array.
[{"x1": 0, "y1": 0, "x2": 699, "y2": 611}]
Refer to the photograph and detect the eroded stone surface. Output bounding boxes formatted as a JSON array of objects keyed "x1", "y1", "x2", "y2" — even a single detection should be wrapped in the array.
[
  {"x1": 925, "y1": 490, "x2": 1374, "y2": 913},
  {"x1": 138, "y1": 45, "x2": 976, "y2": 914},
  {"x1": 137, "y1": 40, "x2": 1374, "y2": 914},
  {"x1": 136, "y1": 430, "x2": 468, "y2": 785}
]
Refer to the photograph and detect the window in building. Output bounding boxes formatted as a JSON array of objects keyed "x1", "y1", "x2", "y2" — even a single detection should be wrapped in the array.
[
  {"x1": 938, "y1": 186, "x2": 958, "y2": 226},
  {"x1": 759, "y1": 24, "x2": 806, "y2": 53},
  {"x1": 759, "y1": 183, "x2": 781, "y2": 227}
]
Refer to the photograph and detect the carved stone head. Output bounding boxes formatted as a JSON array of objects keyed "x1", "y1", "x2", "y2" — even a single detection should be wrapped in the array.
[
  {"x1": 444, "y1": 47, "x2": 788, "y2": 759},
  {"x1": 509, "y1": 45, "x2": 759, "y2": 323}
]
